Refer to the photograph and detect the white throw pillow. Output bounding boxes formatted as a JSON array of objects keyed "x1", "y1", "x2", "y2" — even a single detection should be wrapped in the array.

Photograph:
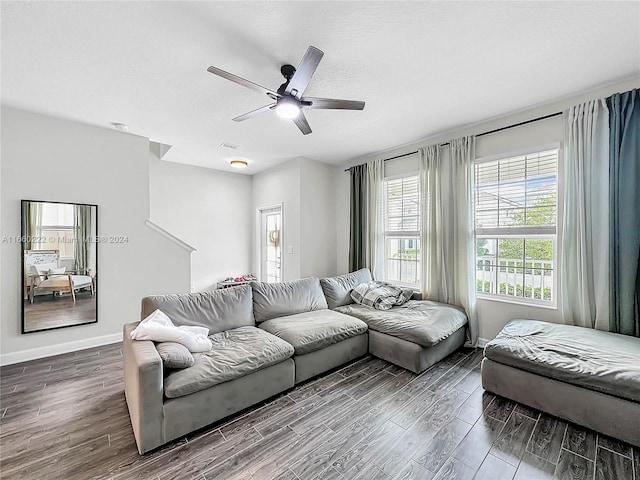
[
  {"x1": 141, "y1": 309, "x2": 173, "y2": 327},
  {"x1": 130, "y1": 309, "x2": 212, "y2": 353},
  {"x1": 48, "y1": 267, "x2": 66, "y2": 275}
]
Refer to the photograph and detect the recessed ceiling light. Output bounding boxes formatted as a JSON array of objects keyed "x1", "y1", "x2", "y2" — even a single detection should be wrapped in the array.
[
  {"x1": 221, "y1": 142, "x2": 239, "y2": 149},
  {"x1": 230, "y1": 159, "x2": 248, "y2": 169},
  {"x1": 111, "y1": 122, "x2": 128, "y2": 131}
]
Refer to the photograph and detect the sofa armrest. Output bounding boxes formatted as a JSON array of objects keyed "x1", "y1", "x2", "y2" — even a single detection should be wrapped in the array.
[{"x1": 123, "y1": 322, "x2": 164, "y2": 454}]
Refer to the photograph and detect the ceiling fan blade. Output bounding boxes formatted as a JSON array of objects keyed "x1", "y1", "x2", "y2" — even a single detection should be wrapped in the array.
[
  {"x1": 207, "y1": 66, "x2": 279, "y2": 100},
  {"x1": 292, "y1": 112, "x2": 312, "y2": 135},
  {"x1": 285, "y1": 46, "x2": 324, "y2": 98},
  {"x1": 302, "y1": 97, "x2": 365, "y2": 110},
  {"x1": 232, "y1": 104, "x2": 276, "y2": 122}
]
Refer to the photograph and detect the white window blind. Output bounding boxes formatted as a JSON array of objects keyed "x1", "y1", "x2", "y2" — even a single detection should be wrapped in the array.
[
  {"x1": 475, "y1": 150, "x2": 557, "y2": 234},
  {"x1": 40, "y1": 203, "x2": 75, "y2": 258},
  {"x1": 41, "y1": 203, "x2": 74, "y2": 228},
  {"x1": 383, "y1": 175, "x2": 421, "y2": 287},
  {"x1": 474, "y1": 149, "x2": 558, "y2": 304},
  {"x1": 384, "y1": 176, "x2": 420, "y2": 233}
]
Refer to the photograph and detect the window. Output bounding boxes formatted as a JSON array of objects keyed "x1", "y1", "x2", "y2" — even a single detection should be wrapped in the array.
[
  {"x1": 474, "y1": 149, "x2": 558, "y2": 304},
  {"x1": 383, "y1": 175, "x2": 420, "y2": 287},
  {"x1": 40, "y1": 203, "x2": 75, "y2": 258}
]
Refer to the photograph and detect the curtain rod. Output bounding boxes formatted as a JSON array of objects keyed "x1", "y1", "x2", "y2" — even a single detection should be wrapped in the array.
[{"x1": 344, "y1": 111, "x2": 563, "y2": 171}]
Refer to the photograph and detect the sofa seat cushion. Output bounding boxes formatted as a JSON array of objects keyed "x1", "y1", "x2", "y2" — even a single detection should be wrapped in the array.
[
  {"x1": 484, "y1": 319, "x2": 640, "y2": 403},
  {"x1": 335, "y1": 300, "x2": 467, "y2": 348},
  {"x1": 258, "y1": 310, "x2": 368, "y2": 355},
  {"x1": 163, "y1": 326, "x2": 294, "y2": 399}
]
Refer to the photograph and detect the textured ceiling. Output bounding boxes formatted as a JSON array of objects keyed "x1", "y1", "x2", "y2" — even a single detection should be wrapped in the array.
[{"x1": 2, "y1": 1, "x2": 639, "y2": 174}]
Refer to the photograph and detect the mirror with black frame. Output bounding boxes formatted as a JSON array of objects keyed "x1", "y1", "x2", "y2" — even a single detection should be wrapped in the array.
[{"x1": 21, "y1": 200, "x2": 98, "y2": 333}]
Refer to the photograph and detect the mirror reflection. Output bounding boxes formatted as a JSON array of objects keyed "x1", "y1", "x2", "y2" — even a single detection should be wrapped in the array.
[{"x1": 22, "y1": 200, "x2": 98, "y2": 333}]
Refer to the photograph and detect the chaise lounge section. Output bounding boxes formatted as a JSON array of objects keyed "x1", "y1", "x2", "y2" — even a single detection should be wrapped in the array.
[
  {"x1": 482, "y1": 319, "x2": 640, "y2": 448},
  {"x1": 322, "y1": 268, "x2": 468, "y2": 374}
]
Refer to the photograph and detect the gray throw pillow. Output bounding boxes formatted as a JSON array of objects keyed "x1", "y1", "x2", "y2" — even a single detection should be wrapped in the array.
[
  {"x1": 156, "y1": 342, "x2": 195, "y2": 369},
  {"x1": 399, "y1": 288, "x2": 415, "y2": 304},
  {"x1": 351, "y1": 281, "x2": 405, "y2": 310}
]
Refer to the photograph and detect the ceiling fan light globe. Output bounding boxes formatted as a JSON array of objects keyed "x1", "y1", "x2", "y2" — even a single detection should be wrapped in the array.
[{"x1": 276, "y1": 102, "x2": 301, "y2": 119}]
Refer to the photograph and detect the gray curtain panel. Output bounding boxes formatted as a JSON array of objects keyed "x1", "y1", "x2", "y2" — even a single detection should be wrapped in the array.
[
  {"x1": 419, "y1": 139, "x2": 478, "y2": 346},
  {"x1": 22, "y1": 201, "x2": 43, "y2": 250},
  {"x1": 444, "y1": 137, "x2": 478, "y2": 346},
  {"x1": 349, "y1": 163, "x2": 369, "y2": 272},
  {"x1": 561, "y1": 100, "x2": 610, "y2": 331},
  {"x1": 607, "y1": 89, "x2": 640, "y2": 337},
  {"x1": 22, "y1": 202, "x2": 32, "y2": 250},
  {"x1": 74, "y1": 205, "x2": 92, "y2": 272}
]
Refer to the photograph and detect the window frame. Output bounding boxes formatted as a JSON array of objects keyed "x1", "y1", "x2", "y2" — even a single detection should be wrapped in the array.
[
  {"x1": 40, "y1": 203, "x2": 76, "y2": 260},
  {"x1": 474, "y1": 144, "x2": 560, "y2": 308},
  {"x1": 382, "y1": 172, "x2": 421, "y2": 289}
]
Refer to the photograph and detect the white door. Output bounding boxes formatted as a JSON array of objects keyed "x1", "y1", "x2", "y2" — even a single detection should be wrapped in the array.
[{"x1": 258, "y1": 205, "x2": 282, "y2": 283}]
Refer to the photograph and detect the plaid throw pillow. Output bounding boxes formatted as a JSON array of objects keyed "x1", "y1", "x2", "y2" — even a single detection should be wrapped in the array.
[{"x1": 350, "y1": 281, "x2": 411, "y2": 310}]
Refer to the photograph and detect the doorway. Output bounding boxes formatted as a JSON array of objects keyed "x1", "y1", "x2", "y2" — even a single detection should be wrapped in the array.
[{"x1": 258, "y1": 205, "x2": 282, "y2": 283}]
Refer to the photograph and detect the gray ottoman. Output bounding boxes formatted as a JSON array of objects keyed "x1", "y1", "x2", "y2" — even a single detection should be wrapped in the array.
[{"x1": 482, "y1": 319, "x2": 640, "y2": 447}]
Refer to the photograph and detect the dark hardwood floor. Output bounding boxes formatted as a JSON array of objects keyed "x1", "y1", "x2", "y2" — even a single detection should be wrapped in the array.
[{"x1": 0, "y1": 344, "x2": 637, "y2": 480}]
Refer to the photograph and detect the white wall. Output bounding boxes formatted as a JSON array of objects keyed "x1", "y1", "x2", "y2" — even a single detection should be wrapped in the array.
[
  {"x1": 335, "y1": 77, "x2": 639, "y2": 342},
  {"x1": 149, "y1": 157, "x2": 252, "y2": 291},
  {"x1": 252, "y1": 158, "x2": 301, "y2": 281},
  {"x1": 300, "y1": 158, "x2": 337, "y2": 279},
  {"x1": 252, "y1": 157, "x2": 337, "y2": 282},
  {"x1": 0, "y1": 107, "x2": 191, "y2": 364}
]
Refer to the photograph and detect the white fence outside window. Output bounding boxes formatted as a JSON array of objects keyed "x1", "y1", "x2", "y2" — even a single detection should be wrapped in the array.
[{"x1": 476, "y1": 254, "x2": 554, "y2": 301}]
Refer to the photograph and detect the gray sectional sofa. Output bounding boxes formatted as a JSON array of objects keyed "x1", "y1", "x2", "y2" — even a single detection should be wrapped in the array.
[
  {"x1": 482, "y1": 319, "x2": 640, "y2": 448},
  {"x1": 124, "y1": 270, "x2": 467, "y2": 453}
]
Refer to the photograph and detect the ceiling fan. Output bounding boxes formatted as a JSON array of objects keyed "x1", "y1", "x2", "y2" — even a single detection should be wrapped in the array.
[{"x1": 207, "y1": 46, "x2": 365, "y2": 135}]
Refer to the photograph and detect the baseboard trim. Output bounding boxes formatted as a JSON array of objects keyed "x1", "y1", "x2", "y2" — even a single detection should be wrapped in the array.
[
  {"x1": 0, "y1": 333, "x2": 122, "y2": 366},
  {"x1": 478, "y1": 337, "x2": 490, "y2": 348}
]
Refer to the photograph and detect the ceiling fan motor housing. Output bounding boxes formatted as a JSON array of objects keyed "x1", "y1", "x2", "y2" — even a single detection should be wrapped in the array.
[
  {"x1": 280, "y1": 64, "x2": 296, "y2": 79},
  {"x1": 278, "y1": 64, "x2": 296, "y2": 95}
]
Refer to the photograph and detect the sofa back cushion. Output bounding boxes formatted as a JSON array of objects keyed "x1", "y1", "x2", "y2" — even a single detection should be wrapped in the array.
[
  {"x1": 320, "y1": 268, "x2": 373, "y2": 309},
  {"x1": 141, "y1": 285, "x2": 254, "y2": 335},
  {"x1": 251, "y1": 277, "x2": 328, "y2": 323}
]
